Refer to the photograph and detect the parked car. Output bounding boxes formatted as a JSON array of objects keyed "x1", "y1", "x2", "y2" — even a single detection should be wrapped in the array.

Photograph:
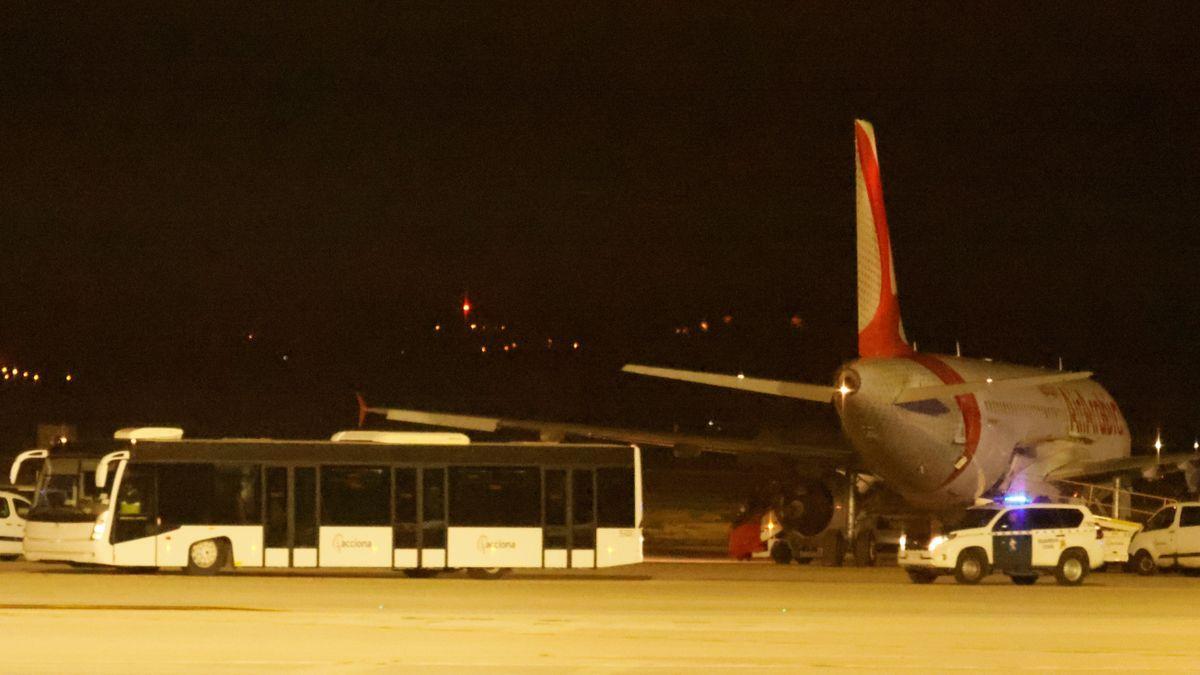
[
  {"x1": 1128, "y1": 502, "x2": 1200, "y2": 575},
  {"x1": 898, "y1": 503, "x2": 1106, "y2": 585},
  {"x1": 0, "y1": 490, "x2": 31, "y2": 560}
]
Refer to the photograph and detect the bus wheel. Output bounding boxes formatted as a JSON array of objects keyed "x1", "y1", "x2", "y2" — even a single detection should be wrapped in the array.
[
  {"x1": 467, "y1": 567, "x2": 509, "y2": 580},
  {"x1": 402, "y1": 569, "x2": 439, "y2": 579},
  {"x1": 186, "y1": 539, "x2": 228, "y2": 575}
]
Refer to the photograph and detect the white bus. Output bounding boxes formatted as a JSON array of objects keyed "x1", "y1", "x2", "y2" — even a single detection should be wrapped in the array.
[{"x1": 11, "y1": 429, "x2": 642, "y2": 578}]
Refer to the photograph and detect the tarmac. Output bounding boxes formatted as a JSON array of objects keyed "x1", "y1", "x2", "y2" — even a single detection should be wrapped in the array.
[{"x1": 2, "y1": 559, "x2": 1198, "y2": 672}]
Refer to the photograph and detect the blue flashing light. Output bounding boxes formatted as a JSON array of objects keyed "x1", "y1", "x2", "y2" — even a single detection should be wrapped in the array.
[{"x1": 1002, "y1": 494, "x2": 1030, "y2": 505}]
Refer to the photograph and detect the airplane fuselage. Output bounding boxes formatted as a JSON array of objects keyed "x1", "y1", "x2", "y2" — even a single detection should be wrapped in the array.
[{"x1": 835, "y1": 354, "x2": 1130, "y2": 510}]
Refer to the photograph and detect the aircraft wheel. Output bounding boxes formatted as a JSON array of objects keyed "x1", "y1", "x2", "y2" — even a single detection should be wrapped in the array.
[
  {"x1": 820, "y1": 532, "x2": 845, "y2": 567},
  {"x1": 769, "y1": 540, "x2": 793, "y2": 565},
  {"x1": 1131, "y1": 550, "x2": 1157, "y2": 576},
  {"x1": 953, "y1": 549, "x2": 988, "y2": 584},
  {"x1": 1009, "y1": 574, "x2": 1038, "y2": 585},
  {"x1": 853, "y1": 530, "x2": 877, "y2": 567}
]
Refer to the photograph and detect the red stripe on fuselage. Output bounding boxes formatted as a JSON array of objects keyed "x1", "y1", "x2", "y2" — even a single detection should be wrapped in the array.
[
  {"x1": 855, "y1": 122, "x2": 911, "y2": 358},
  {"x1": 905, "y1": 353, "x2": 981, "y2": 487}
]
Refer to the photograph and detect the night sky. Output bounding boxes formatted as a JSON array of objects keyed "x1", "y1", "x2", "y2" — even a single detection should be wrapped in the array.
[{"x1": 1, "y1": 4, "x2": 1196, "y2": 455}]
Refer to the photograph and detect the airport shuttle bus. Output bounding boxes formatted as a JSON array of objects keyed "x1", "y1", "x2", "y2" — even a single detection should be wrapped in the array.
[{"x1": 12, "y1": 429, "x2": 642, "y2": 578}]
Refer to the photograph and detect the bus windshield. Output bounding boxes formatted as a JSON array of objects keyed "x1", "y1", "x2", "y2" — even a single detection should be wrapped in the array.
[{"x1": 27, "y1": 458, "x2": 113, "y2": 522}]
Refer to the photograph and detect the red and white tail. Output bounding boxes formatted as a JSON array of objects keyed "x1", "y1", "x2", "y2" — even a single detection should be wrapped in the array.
[{"x1": 854, "y1": 119, "x2": 912, "y2": 358}]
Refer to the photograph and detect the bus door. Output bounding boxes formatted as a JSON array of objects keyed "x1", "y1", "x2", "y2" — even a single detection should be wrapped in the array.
[
  {"x1": 264, "y1": 466, "x2": 318, "y2": 567},
  {"x1": 570, "y1": 468, "x2": 596, "y2": 568},
  {"x1": 111, "y1": 464, "x2": 158, "y2": 566},
  {"x1": 543, "y1": 469, "x2": 569, "y2": 567},
  {"x1": 418, "y1": 467, "x2": 447, "y2": 568}
]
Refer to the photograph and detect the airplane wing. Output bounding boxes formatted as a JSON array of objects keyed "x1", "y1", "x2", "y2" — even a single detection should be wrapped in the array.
[
  {"x1": 359, "y1": 399, "x2": 852, "y2": 464},
  {"x1": 621, "y1": 364, "x2": 838, "y2": 402},
  {"x1": 1046, "y1": 451, "x2": 1200, "y2": 482}
]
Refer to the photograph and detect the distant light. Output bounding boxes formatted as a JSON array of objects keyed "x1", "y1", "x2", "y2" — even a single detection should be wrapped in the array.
[
  {"x1": 434, "y1": 324, "x2": 441, "y2": 332},
  {"x1": 246, "y1": 333, "x2": 255, "y2": 341},
  {"x1": 1194, "y1": 439, "x2": 1198, "y2": 451},
  {"x1": 462, "y1": 299, "x2": 472, "y2": 316},
  {"x1": 985, "y1": 378, "x2": 993, "y2": 384},
  {"x1": 837, "y1": 384, "x2": 852, "y2": 396},
  {"x1": 65, "y1": 373, "x2": 73, "y2": 382},
  {"x1": 503, "y1": 345, "x2": 510, "y2": 352},
  {"x1": 480, "y1": 346, "x2": 487, "y2": 353},
  {"x1": 22, "y1": 371, "x2": 28, "y2": 378},
  {"x1": 500, "y1": 325, "x2": 506, "y2": 331},
  {"x1": 571, "y1": 341, "x2": 580, "y2": 350},
  {"x1": 707, "y1": 420, "x2": 715, "y2": 427},
  {"x1": 737, "y1": 373, "x2": 745, "y2": 380},
  {"x1": 1, "y1": 367, "x2": 6, "y2": 374},
  {"x1": 469, "y1": 323, "x2": 477, "y2": 331},
  {"x1": 1154, "y1": 434, "x2": 1163, "y2": 453},
  {"x1": 1003, "y1": 494, "x2": 1030, "y2": 505},
  {"x1": 32, "y1": 373, "x2": 39, "y2": 382},
  {"x1": 281, "y1": 354, "x2": 289, "y2": 362},
  {"x1": 789, "y1": 314, "x2": 803, "y2": 328},
  {"x1": 699, "y1": 320, "x2": 709, "y2": 332},
  {"x1": 722, "y1": 314, "x2": 733, "y2": 325},
  {"x1": 57, "y1": 435, "x2": 67, "y2": 444}
]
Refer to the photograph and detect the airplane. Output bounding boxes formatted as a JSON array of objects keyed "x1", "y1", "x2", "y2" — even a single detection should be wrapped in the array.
[{"x1": 360, "y1": 120, "x2": 1196, "y2": 563}]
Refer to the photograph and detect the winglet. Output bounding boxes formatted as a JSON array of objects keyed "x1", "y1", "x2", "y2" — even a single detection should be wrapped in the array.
[
  {"x1": 855, "y1": 120, "x2": 913, "y2": 358},
  {"x1": 355, "y1": 392, "x2": 369, "y2": 428}
]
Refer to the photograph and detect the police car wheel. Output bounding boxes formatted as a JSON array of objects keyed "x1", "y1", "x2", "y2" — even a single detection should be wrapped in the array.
[
  {"x1": 906, "y1": 569, "x2": 937, "y2": 584},
  {"x1": 770, "y1": 541, "x2": 794, "y2": 565},
  {"x1": 467, "y1": 567, "x2": 509, "y2": 580},
  {"x1": 186, "y1": 539, "x2": 228, "y2": 575},
  {"x1": 1132, "y1": 550, "x2": 1157, "y2": 576},
  {"x1": 1009, "y1": 574, "x2": 1037, "y2": 585},
  {"x1": 1055, "y1": 550, "x2": 1088, "y2": 586},
  {"x1": 953, "y1": 549, "x2": 988, "y2": 584}
]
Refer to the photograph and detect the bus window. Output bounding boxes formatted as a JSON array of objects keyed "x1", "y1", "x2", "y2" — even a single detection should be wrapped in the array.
[
  {"x1": 321, "y1": 466, "x2": 388, "y2": 526},
  {"x1": 213, "y1": 465, "x2": 261, "y2": 525},
  {"x1": 294, "y1": 467, "x2": 317, "y2": 548},
  {"x1": 596, "y1": 467, "x2": 635, "y2": 528},
  {"x1": 422, "y1": 468, "x2": 446, "y2": 548},
  {"x1": 572, "y1": 469, "x2": 595, "y2": 548},
  {"x1": 265, "y1": 467, "x2": 287, "y2": 548},
  {"x1": 544, "y1": 469, "x2": 567, "y2": 548},
  {"x1": 394, "y1": 468, "x2": 418, "y2": 548},
  {"x1": 158, "y1": 464, "x2": 214, "y2": 526},
  {"x1": 449, "y1": 467, "x2": 540, "y2": 527}
]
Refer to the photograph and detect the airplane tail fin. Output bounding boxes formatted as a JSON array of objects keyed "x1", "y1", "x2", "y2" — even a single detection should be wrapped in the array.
[
  {"x1": 356, "y1": 392, "x2": 369, "y2": 428},
  {"x1": 854, "y1": 119, "x2": 913, "y2": 358}
]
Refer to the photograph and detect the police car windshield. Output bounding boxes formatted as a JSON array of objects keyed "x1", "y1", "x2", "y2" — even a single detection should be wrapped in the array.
[{"x1": 948, "y1": 508, "x2": 1000, "y2": 532}]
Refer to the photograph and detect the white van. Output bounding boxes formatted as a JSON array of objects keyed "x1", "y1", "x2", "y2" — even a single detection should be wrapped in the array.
[
  {"x1": 1128, "y1": 502, "x2": 1200, "y2": 575},
  {"x1": 899, "y1": 503, "x2": 1106, "y2": 585},
  {"x1": 0, "y1": 490, "x2": 31, "y2": 560}
]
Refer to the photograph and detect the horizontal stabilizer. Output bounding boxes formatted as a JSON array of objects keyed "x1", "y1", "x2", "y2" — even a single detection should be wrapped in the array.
[
  {"x1": 621, "y1": 364, "x2": 837, "y2": 403},
  {"x1": 894, "y1": 371, "x2": 1093, "y2": 404},
  {"x1": 372, "y1": 408, "x2": 500, "y2": 432}
]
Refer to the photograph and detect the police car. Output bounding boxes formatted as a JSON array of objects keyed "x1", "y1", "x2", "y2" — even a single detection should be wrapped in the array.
[{"x1": 898, "y1": 502, "x2": 1106, "y2": 585}]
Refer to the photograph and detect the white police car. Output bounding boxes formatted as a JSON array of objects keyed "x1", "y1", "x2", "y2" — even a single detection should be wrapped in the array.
[{"x1": 898, "y1": 503, "x2": 1106, "y2": 585}]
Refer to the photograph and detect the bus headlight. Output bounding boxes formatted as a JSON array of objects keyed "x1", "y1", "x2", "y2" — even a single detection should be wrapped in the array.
[{"x1": 91, "y1": 515, "x2": 109, "y2": 541}]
